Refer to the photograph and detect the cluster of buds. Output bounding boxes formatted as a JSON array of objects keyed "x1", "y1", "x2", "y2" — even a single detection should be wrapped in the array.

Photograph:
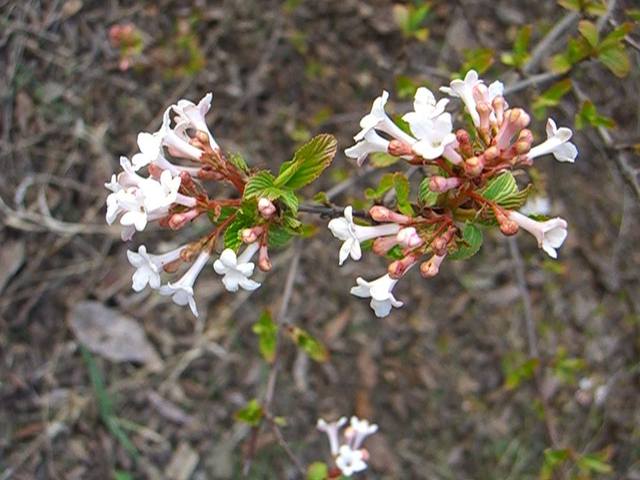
[
  {"x1": 105, "y1": 93, "x2": 287, "y2": 317},
  {"x1": 316, "y1": 416, "x2": 378, "y2": 477},
  {"x1": 338, "y1": 70, "x2": 576, "y2": 317}
]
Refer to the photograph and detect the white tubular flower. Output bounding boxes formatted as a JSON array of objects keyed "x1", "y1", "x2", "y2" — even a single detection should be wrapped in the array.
[
  {"x1": 159, "y1": 251, "x2": 210, "y2": 317},
  {"x1": 345, "y1": 129, "x2": 390, "y2": 167},
  {"x1": 139, "y1": 170, "x2": 182, "y2": 212},
  {"x1": 350, "y1": 273, "x2": 404, "y2": 318},
  {"x1": 509, "y1": 211, "x2": 568, "y2": 259},
  {"x1": 328, "y1": 206, "x2": 401, "y2": 266},
  {"x1": 404, "y1": 87, "x2": 449, "y2": 122},
  {"x1": 348, "y1": 416, "x2": 379, "y2": 450},
  {"x1": 527, "y1": 118, "x2": 578, "y2": 163},
  {"x1": 317, "y1": 417, "x2": 347, "y2": 456},
  {"x1": 163, "y1": 124, "x2": 204, "y2": 161},
  {"x1": 126, "y1": 244, "x2": 185, "y2": 292},
  {"x1": 440, "y1": 69, "x2": 482, "y2": 126},
  {"x1": 396, "y1": 227, "x2": 422, "y2": 248},
  {"x1": 172, "y1": 93, "x2": 219, "y2": 150},
  {"x1": 335, "y1": 445, "x2": 368, "y2": 477},
  {"x1": 488, "y1": 80, "x2": 504, "y2": 101},
  {"x1": 407, "y1": 112, "x2": 456, "y2": 160},
  {"x1": 354, "y1": 90, "x2": 416, "y2": 145},
  {"x1": 213, "y1": 242, "x2": 261, "y2": 292}
]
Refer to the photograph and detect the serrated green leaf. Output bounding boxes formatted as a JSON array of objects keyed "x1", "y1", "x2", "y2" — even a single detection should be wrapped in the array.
[
  {"x1": 480, "y1": 172, "x2": 517, "y2": 201},
  {"x1": 307, "y1": 462, "x2": 329, "y2": 480},
  {"x1": 244, "y1": 171, "x2": 276, "y2": 199},
  {"x1": 598, "y1": 45, "x2": 630, "y2": 77},
  {"x1": 252, "y1": 310, "x2": 277, "y2": 363},
  {"x1": 235, "y1": 399, "x2": 263, "y2": 426},
  {"x1": 449, "y1": 223, "x2": 483, "y2": 260},
  {"x1": 228, "y1": 152, "x2": 250, "y2": 173},
  {"x1": 578, "y1": 20, "x2": 599, "y2": 47},
  {"x1": 279, "y1": 189, "x2": 299, "y2": 214},
  {"x1": 268, "y1": 225, "x2": 294, "y2": 249},
  {"x1": 419, "y1": 177, "x2": 439, "y2": 206},
  {"x1": 275, "y1": 134, "x2": 337, "y2": 189},
  {"x1": 286, "y1": 326, "x2": 329, "y2": 362}
]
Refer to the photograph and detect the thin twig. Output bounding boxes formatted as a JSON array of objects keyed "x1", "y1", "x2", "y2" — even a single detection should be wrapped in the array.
[{"x1": 523, "y1": 12, "x2": 580, "y2": 74}]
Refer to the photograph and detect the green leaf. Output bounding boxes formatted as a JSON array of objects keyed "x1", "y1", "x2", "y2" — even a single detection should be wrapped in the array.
[
  {"x1": 575, "y1": 100, "x2": 616, "y2": 130},
  {"x1": 599, "y1": 22, "x2": 633, "y2": 49},
  {"x1": 278, "y1": 189, "x2": 299, "y2": 215},
  {"x1": 461, "y1": 47, "x2": 495, "y2": 76},
  {"x1": 449, "y1": 223, "x2": 483, "y2": 260},
  {"x1": 307, "y1": 462, "x2": 329, "y2": 480},
  {"x1": 541, "y1": 448, "x2": 571, "y2": 480},
  {"x1": 370, "y1": 152, "x2": 401, "y2": 167},
  {"x1": 364, "y1": 173, "x2": 395, "y2": 201},
  {"x1": 578, "y1": 20, "x2": 599, "y2": 47},
  {"x1": 577, "y1": 452, "x2": 613, "y2": 474},
  {"x1": 275, "y1": 134, "x2": 337, "y2": 189},
  {"x1": 286, "y1": 326, "x2": 329, "y2": 362},
  {"x1": 418, "y1": 177, "x2": 439, "y2": 207},
  {"x1": 223, "y1": 204, "x2": 257, "y2": 251},
  {"x1": 479, "y1": 172, "x2": 531, "y2": 210},
  {"x1": 228, "y1": 152, "x2": 250, "y2": 174},
  {"x1": 252, "y1": 310, "x2": 277, "y2": 363},
  {"x1": 598, "y1": 45, "x2": 631, "y2": 77},
  {"x1": 235, "y1": 399, "x2": 263, "y2": 426},
  {"x1": 501, "y1": 25, "x2": 531, "y2": 68},
  {"x1": 532, "y1": 79, "x2": 572, "y2": 118},
  {"x1": 386, "y1": 244, "x2": 405, "y2": 260},
  {"x1": 395, "y1": 75, "x2": 419, "y2": 100},
  {"x1": 244, "y1": 171, "x2": 276, "y2": 199},
  {"x1": 393, "y1": 173, "x2": 414, "y2": 216},
  {"x1": 503, "y1": 357, "x2": 539, "y2": 390},
  {"x1": 268, "y1": 225, "x2": 294, "y2": 249}
]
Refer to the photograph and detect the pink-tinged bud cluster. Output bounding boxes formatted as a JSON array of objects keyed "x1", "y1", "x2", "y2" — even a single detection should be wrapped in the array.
[
  {"x1": 258, "y1": 198, "x2": 277, "y2": 219},
  {"x1": 337, "y1": 69, "x2": 576, "y2": 317}
]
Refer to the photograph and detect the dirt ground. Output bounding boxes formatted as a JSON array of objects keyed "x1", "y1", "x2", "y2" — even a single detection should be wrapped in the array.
[{"x1": 1, "y1": 1, "x2": 639, "y2": 479}]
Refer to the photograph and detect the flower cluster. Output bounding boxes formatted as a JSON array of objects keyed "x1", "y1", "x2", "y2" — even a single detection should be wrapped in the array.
[
  {"x1": 317, "y1": 416, "x2": 378, "y2": 477},
  {"x1": 338, "y1": 70, "x2": 576, "y2": 317},
  {"x1": 105, "y1": 93, "x2": 307, "y2": 317}
]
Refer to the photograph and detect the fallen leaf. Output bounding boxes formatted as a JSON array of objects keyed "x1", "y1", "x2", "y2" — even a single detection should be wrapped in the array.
[{"x1": 68, "y1": 301, "x2": 162, "y2": 368}]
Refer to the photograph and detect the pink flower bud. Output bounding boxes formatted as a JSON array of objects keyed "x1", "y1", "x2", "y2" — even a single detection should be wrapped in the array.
[
  {"x1": 369, "y1": 206, "x2": 411, "y2": 224},
  {"x1": 388, "y1": 253, "x2": 419, "y2": 279},
  {"x1": 241, "y1": 226, "x2": 264, "y2": 244},
  {"x1": 429, "y1": 176, "x2": 462, "y2": 193},
  {"x1": 397, "y1": 227, "x2": 423, "y2": 248},
  {"x1": 148, "y1": 163, "x2": 164, "y2": 179},
  {"x1": 495, "y1": 209, "x2": 519, "y2": 236},
  {"x1": 495, "y1": 108, "x2": 531, "y2": 151},
  {"x1": 372, "y1": 235, "x2": 400, "y2": 255},
  {"x1": 258, "y1": 198, "x2": 276, "y2": 219},
  {"x1": 456, "y1": 130, "x2": 473, "y2": 158},
  {"x1": 492, "y1": 96, "x2": 506, "y2": 125},
  {"x1": 258, "y1": 244, "x2": 272, "y2": 272},
  {"x1": 420, "y1": 254, "x2": 446, "y2": 278},
  {"x1": 388, "y1": 140, "x2": 413, "y2": 157},
  {"x1": 168, "y1": 209, "x2": 200, "y2": 230},
  {"x1": 463, "y1": 156, "x2": 484, "y2": 177}
]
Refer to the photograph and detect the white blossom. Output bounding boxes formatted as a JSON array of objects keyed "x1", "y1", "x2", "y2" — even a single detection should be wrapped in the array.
[
  {"x1": 509, "y1": 211, "x2": 568, "y2": 258},
  {"x1": 350, "y1": 273, "x2": 404, "y2": 317},
  {"x1": 317, "y1": 417, "x2": 347, "y2": 456},
  {"x1": 404, "y1": 87, "x2": 449, "y2": 121},
  {"x1": 159, "y1": 251, "x2": 210, "y2": 317},
  {"x1": 126, "y1": 244, "x2": 185, "y2": 292},
  {"x1": 345, "y1": 129, "x2": 390, "y2": 167},
  {"x1": 440, "y1": 69, "x2": 483, "y2": 126},
  {"x1": 348, "y1": 416, "x2": 378, "y2": 450},
  {"x1": 354, "y1": 90, "x2": 416, "y2": 145},
  {"x1": 172, "y1": 93, "x2": 219, "y2": 150},
  {"x1": 520, "y1": 196, "x2": 551, "y2": 216},
  {"x1": 213, "y1": 243, "x2": 261, "y2": 292},
  {"x1": 328, "y1": 206, "x2": 401, "y2": 265},
  {"x1": 527, "y1": 118, "x2": 578, "y2": 163},
  {"x1": 335, "y1": 445, "x2": 368, "y2": 477},
  {"x1": 405, "y1": 112, "x2": 456, "y2": 160}
]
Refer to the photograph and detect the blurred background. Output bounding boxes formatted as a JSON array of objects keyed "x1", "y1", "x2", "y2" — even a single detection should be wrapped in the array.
[{"x1": 1, "y1": 1, "x2": 639, "y2": 478}]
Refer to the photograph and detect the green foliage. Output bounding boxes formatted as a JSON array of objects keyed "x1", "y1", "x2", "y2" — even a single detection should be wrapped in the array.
[
  {"x1": 244, "y1": 171, "x2": 277, "y2": 199},
  {"x1": 268, "y1": 224, "x2": 294, "y2": 249},
  {"x1": 252, "y1": 310, "x2": 278, "y2": 363},
  {"x1": 576, "y1": 451, "x2": 613, "y2": 475},
  {"x1": 449, "y1": 223, "x2": 483, "y2": 260},
  {"x1": 628, "y1": 8, "x2": 640, "y2": 22},
  {"x1": 418, "y1": 177, "x2": 439, "y2": 207},
  {"x1": 370, "y1": 152, "x2": 401, "y2": 167},
  {"x1": 286, "y1": 326, "x2": 329, "y2": 362},
  {"x1": 558, "y1": 0, "x2": 607, "y2": 15},
  {"x1": 541, "y1": 448, "x2": 571, "y2": 480},
  {"x1": 224, "y1": 201, "x2": 258, "y2": 251},
  {"x1": 502, "y1": 353, "x2": 539, "y2": 390},
  {"x1": 393, "y1": 3, "x2": 430, "y2": 41},
  {"x1": 501, "y1": 25, "x2": 532, "y2": 68},
  {"x1": 386, "y1": 244, "x2": 405, "y2": 260},
  {"x1": 460, "y1": 48, "x2": 495, "y2": 76},
  {"x1": 479, "y1": 172, "x2": 530, "y2": 210},
  {"x1": 365, "y1": 173, "x2": 395, "y2": 201},
  {"x1": 550, "y1": 347, "x2": 585, "y2": 384},
  {"x1": 228, "y1": 152, "x2": 250, "y2": 174},
  {"x1": 393, "y1": 173, "x2": 414, "y2": 216},
  {"x1": 235, "y1": 399, "x2": 264, "y2": 426},
  {"x1": 275, "y1": 134, "x2": 337, "y2": 190},
  {"x1": 575, "y1": 100, "x2": 615, "y2": 130},
  {"x1": 532, "y1": 79, "x2": 573, "y2": 119},
  {"x1": 81, "y1": 347, "x2": 139, "y2": 460},
  {"x1": 307, "y1": 462, "x2": 329, "y2": 480},
  {"x1": 395, "y1": 75, "x2": 420, "y2": 100}
]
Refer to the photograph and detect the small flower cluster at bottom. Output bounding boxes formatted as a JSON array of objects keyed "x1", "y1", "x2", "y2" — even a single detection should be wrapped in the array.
[{"x1": 317, "y1": 416, "x2": 378, "y2": 477}]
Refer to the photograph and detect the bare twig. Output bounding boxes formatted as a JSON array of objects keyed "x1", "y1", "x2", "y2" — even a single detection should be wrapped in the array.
[{"x1": 523, "y1": 12, "x2": 580, "y2": 74}]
